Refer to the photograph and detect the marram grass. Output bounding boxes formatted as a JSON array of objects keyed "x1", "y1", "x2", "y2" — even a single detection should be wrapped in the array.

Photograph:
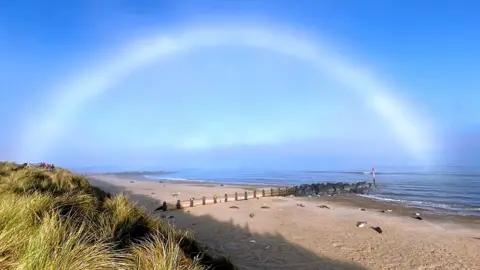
[{"x1": 0, "y1": 162, "x2": 234, "y2": 270}]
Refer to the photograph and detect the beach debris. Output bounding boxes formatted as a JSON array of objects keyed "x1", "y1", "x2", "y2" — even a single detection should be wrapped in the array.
[
  {"x1": 249, "y1": 239, "x2": 256, "y2": 243},
  {"x1": 278, "y1": 208, "x2": 283, "y2": 211},
  {"x1": 387, "y1": 209, "x2": 393, "y2": 212},
  {"x1": 359, "y1": 208, "x2": 366, "y2": 211},
  {"x1": 170, "y1": 192, "x2": 180, "y2": 197},
  {"x1": 260, "y1": 204, "x2": 270, "y2": 209},
  {"x1": 151, "y1": 192, "x2": 155, "y2": 195},
  {"x1": 154, "y1": 206, "x2": 165, "y2": 212},
  {"x1": 371, "y1": 226, "x2": 383, "y2": 234},
  {"x1": 166, "y1": 215, "x2": 174, "y2": 219},
  {"x1": 220, "y1": 184, "x2": 224, "y2": 186},
  {"x1": 160, "y1": 215, "x2": 174, "y2": 219},
  {"x1": 411, "y1": 212, "x2": 423, "y2": 220},
  {"x1": 296, "y1": 203, "x2": 306, "y2": 207},
  {"x1": 229, "y1": 206, "x2": 239, "y2": 209},
  {"x1": 380, "y1": 209, "x2": 393, "y2": 213},
  {"x1": 249, "y1": 213, "x2": 255, "y2": 218},
  {"x1": 317, "y1": 205, "x2": 331, "y2": 209},
  {"x1": 356, "y1": 221, "x2": 367, "y2": 228},
  {"x1": 129, "y1": 181, "x2": 135, "y2": 183},
  {"x1": 264, "y1": 244, "x2": 271, "y2": 250}
]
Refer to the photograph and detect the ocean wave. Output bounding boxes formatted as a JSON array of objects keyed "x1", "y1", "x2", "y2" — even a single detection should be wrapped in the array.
[
  {"x1": 359, "y1": 194, "x2": 480, "y2": 212},
  {"x1": 303, "y1": 170, "x2": 480, "y2": 177}
]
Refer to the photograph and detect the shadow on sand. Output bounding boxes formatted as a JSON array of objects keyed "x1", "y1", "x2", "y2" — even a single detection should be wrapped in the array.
[{"x1": 90, "y1": 179, "x2": 368, "y2": 270}]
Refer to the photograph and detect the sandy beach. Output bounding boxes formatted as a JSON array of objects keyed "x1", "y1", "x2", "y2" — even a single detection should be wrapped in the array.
[{"x1": 88, "y1": 174, "x2": 480, "y2": 270}]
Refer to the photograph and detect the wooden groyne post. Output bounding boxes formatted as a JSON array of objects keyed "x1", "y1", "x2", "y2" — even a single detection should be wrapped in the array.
[
  {"x1": 262, "y1": 189, "x2": 266, "y2": 197},
  {"x1": 225, "y1": 194, "x2": 228, "y2": 202},
  {"x1": 162, "y1": 201, "x2": 167, "y2": 211},
  {"x1": 176, "y1": 199, "x2": 182, "y2": 209},
  {"x1": 253, "y1": 190, "x2": 257, "y2": 198},
  {"x1": 244, "y1": 191, "x2": 248, "y2": 200},
  {"x1": 189, "y1": 198, "x2": 194, "y2": 207},
  {"x1": 213, "y1": 195, "x2": 218, "y2": 204},
  {"x1": 202, "y1": 196, "x2": 206, "y2": 205},
  {"x1": 235, "y1": 192, "x2": 238, "y2": 201}
]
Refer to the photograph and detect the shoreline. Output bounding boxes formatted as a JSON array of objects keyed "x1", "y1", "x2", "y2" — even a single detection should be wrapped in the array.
[
  {"x1": 87, "y1": 174, "x2": 480, "y2": 269},
  {"x1": 89, "y1": 174, "x2": 480, "y2": 229},
  {"x1": 90, "y1": 173, "x2": 480, "y2": 218}
]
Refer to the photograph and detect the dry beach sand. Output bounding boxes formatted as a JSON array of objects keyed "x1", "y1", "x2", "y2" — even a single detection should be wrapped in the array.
[{"x1": 89, "y1": 174, "x2": 480, "y2": 270}]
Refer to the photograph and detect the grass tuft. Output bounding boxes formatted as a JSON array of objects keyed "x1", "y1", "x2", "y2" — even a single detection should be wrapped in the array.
[{"x1": 0, "y1": 161, "x2": 235, "y2": 270}]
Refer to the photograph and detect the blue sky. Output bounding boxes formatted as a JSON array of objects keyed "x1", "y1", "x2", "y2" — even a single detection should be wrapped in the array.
[{"x1": 1, "y1": 0, "x2": 479, "y2": 170}]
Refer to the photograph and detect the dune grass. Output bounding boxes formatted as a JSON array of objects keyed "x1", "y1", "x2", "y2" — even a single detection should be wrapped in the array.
[{"x1": 0, "y1": 162, "x2": 234, "y2": 270}]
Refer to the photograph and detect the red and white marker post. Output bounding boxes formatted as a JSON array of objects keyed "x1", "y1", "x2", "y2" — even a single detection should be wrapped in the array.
[{"x1": 372, "y1": 167, "x2": 376, "y2": 187}]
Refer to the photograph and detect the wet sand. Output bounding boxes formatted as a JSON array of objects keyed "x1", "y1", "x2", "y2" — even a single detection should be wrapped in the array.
[{"x1": 89, "y1": 174, "x2": 480, "y2": 270}]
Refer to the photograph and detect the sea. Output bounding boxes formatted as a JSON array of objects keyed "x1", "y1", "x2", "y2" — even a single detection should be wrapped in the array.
[{"x1": 141, "y1": 166, "x2": 480, "y2": 216}]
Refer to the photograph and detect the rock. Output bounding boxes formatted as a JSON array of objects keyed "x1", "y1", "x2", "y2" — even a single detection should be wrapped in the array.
[
  {"x1": 260, "y1": 204, "x2": 270, "y2": 209},
  {"x1": 249, "y1": 239, "x2": 256, "y2": 243},
  {"x1": 296, "y1": 203, "x2": 306, "y2": 207},
  {"x1": 359, "y1": 208, "x2": 366, "y2": 211},
  {"x1": 317, "y1": 205, "x2": 331, "y2": 209},
  {"x1": 249, "y1": 213, "x2": 255, "y2": 218},
  {"x1": 371, "y1": 226, "x2": 383, "y2": 234},
  {"x1": 304, "y1": 185, "x2": 314, "y2": 196},
  {"x1": 412, "y1": 216, "x2": 423, "y2": 220},
  {"x1": 229, "y1": 206, "x2": 239, "y2": 209},
  {"x1": 325, "y1": 183, "x2": 336, "y2": 195},
  {"x1": 334, "y1": 182, "x2": 344, "y2": 193},
  {"x1": 356, "y1": 221, "x2": 367, "y2": 228}
]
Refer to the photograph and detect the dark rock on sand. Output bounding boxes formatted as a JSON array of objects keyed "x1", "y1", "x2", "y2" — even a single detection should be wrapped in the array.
[{"x1": 371, "y1": 226, "x2": 383, "y2": 234}]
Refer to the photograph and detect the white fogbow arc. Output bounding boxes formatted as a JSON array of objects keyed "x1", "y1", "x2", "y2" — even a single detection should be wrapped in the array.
[{"x1": 15, "y1": 24, "x2": 437, "y2": 163}]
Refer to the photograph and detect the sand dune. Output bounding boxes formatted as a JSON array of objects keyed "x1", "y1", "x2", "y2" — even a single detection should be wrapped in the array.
[{"x1": 89, "y1": 174, "x2": 480, "y2": 270}]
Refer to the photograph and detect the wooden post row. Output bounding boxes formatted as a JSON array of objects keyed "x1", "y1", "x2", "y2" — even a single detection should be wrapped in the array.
[
  {"x1": 270, "y1": 188, "x2": 274, "y2": 197},
  {"x1": 277, "y1": 187, "x2": 281, "y2": 196}
]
